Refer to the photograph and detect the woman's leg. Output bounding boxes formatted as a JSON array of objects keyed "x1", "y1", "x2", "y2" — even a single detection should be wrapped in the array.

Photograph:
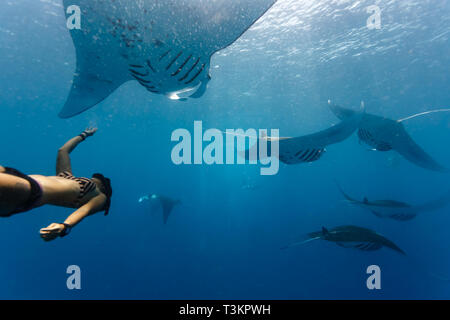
[{"x1": 0, "y1": 170, "x2": 31, "y2": 216}]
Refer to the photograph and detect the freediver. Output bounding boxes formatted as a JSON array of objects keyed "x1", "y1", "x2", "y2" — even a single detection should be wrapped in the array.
[{"x1": 0, "y1": 128, "x2": 112, "y2": 241}]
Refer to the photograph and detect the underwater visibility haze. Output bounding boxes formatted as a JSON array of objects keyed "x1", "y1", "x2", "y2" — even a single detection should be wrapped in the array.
[{"x1": 0, "y1": 0, "x2": 450, "y2": 299}]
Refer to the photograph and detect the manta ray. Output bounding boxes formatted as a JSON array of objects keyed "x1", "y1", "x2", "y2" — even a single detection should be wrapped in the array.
[
  {"x1": 328, "y1": 102, "x2": 450, "y2": 172},
  {"x1": 60, "y1": 0, "x2": 277, "y2": 118},
  {"x1": 282, "y1": 225, "x2": 405, "y2": 255},
  {"x1": 240, "y1": 102, "x2": 365, "y2": 164},
  {"x1": 336, "y1": 183, "x2": 450, "y2": 221},
  {"x1": 139, "y1": 194, "x2": 181, "y2": 224}
]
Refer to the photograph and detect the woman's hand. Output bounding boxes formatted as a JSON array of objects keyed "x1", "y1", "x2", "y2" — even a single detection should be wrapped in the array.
[
  {"x1": 83, "y1": 127, "x2": 97, "y2": 137},
  {"x1": 79, "y1": 127, "x2": 97, "y2": 141},
  {"x1": 40, "y1": 223, "x2": 66, "y2": 242}
]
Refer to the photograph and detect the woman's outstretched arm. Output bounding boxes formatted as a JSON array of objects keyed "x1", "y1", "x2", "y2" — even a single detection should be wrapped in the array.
[
  {"x1": 39, "y1": 193, "x2": 107, "y2": 241},
  {"x1": 56, "y1": 127, "x2": 97, "y2": 175}
]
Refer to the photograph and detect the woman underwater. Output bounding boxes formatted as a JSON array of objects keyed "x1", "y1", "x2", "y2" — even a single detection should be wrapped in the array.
[{"x1": 0, "y1": 128, "x2": 112, "y2": 241}]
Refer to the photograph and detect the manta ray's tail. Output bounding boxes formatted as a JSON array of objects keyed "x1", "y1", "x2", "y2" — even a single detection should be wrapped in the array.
[
  {"x1": 397, "y1": 108, "x2": 450, "y2": 122},
  {"x1": 333, "y1": 180, "x2": 358, "y2": 204},
  {"x1": 220, "y1": 130, "x2": 262, "y2": 161},
  {"x1": 281, "y1": 236, "x2": 321, "y2": 250}
]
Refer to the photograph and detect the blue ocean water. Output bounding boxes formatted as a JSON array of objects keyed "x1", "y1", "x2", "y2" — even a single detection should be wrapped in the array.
[{"x1": 0, "y1": 0, "x2": 449, "y2": 299}]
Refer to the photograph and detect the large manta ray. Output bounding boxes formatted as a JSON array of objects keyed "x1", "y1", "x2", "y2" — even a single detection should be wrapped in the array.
[
  {"x1": 282, "y1": 225, "x2": 405, "y2": 255},
  {"x1": 328, "y1": 102, "x2": 448, "y2": 172},
  {"x1": 139, "y1": 194, "x2": 181, "y2": 224},
  {"x1": 336, "y1": 183, "x2": 450, "y2": 221},
  {"x1": 60, "y1": 0, "x2": 277, "y2": 118},
  {"x1": 240, "y1": 102, "x2": 365, "y2": 164}
]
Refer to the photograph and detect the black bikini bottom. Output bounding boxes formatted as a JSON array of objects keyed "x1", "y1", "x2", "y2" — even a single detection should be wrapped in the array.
[{"x1": 2, "y1": 167, "x2": 43, "y2": 215}]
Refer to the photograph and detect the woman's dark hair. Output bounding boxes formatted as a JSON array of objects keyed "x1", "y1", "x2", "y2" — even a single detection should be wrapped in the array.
[{"x1": 92, "y1": 173, "x2": 112, "y2": 216}]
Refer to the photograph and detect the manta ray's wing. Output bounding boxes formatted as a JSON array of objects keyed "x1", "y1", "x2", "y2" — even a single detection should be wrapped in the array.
[
  {"x1": 159, "y1": 197, "x2": 180, "y2": 224},
  {"x1": 370, "y1": 200, "x2": 411, "y2": 208},
  {"x1": 335, "y1": 241, "x2": 383, "y2": 251},
  {"x1": 414, "y1": 190, "x2": 450, "y2": 213},
  {"x1": 376, "y1": 234, "x2": 406, "y2": 255},
  {"x1": 60, "y1": 0, "x2": 277, "y2": 118},
  {"x1": 278, "y1": 102, "x2": 364, "y2": 164},
  {"x1": 278, "y1": 111, "x2": 363, "y2": 164},
  {"x1": 336, "y1": 226, "x2": 408, "y2": 254},
  {"x1": 60, "y1": 0, "x2": 133, "y2": 118},
  {"x1": 370, "y1": 209, "x2": 417, "y2": 221},
  {"x1": 390, "y1": 123, "x2": 447, "y2": 172},
  {"x1": 370, "y1": 210, "x2": 385, "y2": 218},
  {"x1": 334, "y1": 227, "x2": 406, "y2": 255},
  {"x1": 387, "y1": 213, "x2": 417, "y2": 221}
]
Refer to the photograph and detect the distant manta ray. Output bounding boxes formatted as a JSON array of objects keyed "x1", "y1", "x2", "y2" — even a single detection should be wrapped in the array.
[
  {"x1": 282, "y1": 225, "x2": 405, "y2": 255},
  {"x1": 328, "y1": 101, "x2": 450, "y2": 172},
  {"x1": 234, "y1": 102, "x2": 365, "y2": 164},
  {"x1": 336, "y1": 182, "x2": 450, "y2": 221},
  {"x1": 139, "y1": 194, "x2": 181, "y2": 224},
  {"x1": 60, "y1": 0, "x2": 277, "y2": 118}
]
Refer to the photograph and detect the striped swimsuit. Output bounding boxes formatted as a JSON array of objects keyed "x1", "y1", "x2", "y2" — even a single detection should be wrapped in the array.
[{"x1": 57, "y1": 171, "x2": 97, "y2": 201}]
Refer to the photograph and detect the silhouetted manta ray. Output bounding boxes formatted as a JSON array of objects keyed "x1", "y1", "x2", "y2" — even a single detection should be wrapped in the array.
[
  {"x1": 139, "y1": 194, "x2": 181, "y2": 224},
  {"x1": 238, "y1": 102, "x2": 365, "y2": 164},
  {"x1": 282, "y1": 225, "x2": 405, "y2": 255},
  {"x1": 60, "y1": 0, "x2": 277, "y2": 118},
  {"x1": 336, "y1": 183, "x2": 450, "y2": 221},
  {"x1": 328, "y1": 102, "x2": 450, "y2": 172}
]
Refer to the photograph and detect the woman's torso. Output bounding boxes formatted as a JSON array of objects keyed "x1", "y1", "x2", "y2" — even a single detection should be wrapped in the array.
[{"x1": 30, "y1": 175, "x2": 99, "y2": 208}]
